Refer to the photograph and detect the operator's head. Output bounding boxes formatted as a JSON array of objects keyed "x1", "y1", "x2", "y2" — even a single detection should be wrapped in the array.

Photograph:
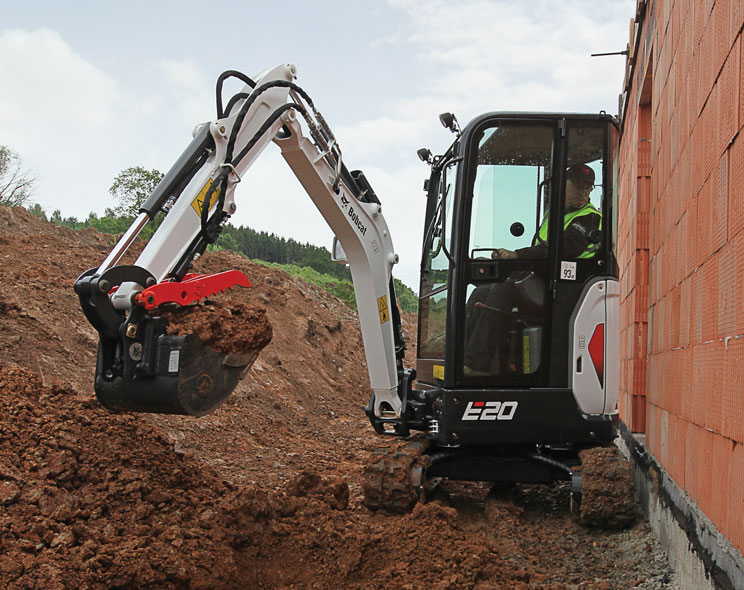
[{"x1": 565, "y1": 163, "x2": 595, "y2": 208}]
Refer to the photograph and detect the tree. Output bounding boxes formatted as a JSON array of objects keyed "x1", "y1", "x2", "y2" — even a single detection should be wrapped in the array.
[
  {"x1": 109, "y1": 166, "x2": 164, "y2": 217},
  {"x1": 27, "y1": 203, "x2": 47, "y2": 221},
  {"x1": 0, "y1": 146, "x2": 36, "y2": 207}
]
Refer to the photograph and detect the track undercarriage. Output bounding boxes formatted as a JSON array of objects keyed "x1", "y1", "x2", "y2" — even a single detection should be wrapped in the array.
[{"x1": 362, "y1": 436, "x2": 637, "y2": 529}]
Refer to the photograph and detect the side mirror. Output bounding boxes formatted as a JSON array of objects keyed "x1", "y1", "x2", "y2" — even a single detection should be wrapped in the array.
[{"x1": 331, "y1": 236, "x2": 348, "y2": 264}]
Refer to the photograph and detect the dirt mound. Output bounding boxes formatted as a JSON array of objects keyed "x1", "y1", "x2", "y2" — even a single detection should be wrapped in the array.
[
  {"x1": 578, "y1": 446, "x2": 639, "y2": 529},
  {"x1": 0, "y1": 207, "x2": 678, "y2": 589},
  {"x1": 0, "y1": 365, "x2": 241, "y2": 589}
]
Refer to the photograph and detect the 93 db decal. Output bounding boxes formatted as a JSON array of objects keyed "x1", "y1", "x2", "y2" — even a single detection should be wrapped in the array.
[{"x1": 461, "y1": 400, "x2": 518, "y2": 421}]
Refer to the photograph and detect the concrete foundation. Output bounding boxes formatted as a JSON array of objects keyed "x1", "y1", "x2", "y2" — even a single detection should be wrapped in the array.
[{"x1": 618, "y1": 423, "x2": 744, "y2": 590}]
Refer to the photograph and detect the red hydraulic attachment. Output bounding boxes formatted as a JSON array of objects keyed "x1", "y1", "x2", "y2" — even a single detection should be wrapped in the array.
[{"x1": 134, "y1": 270, "x2": 251, "y2": 310}]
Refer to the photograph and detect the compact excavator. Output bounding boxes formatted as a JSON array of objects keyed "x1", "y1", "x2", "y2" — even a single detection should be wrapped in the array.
[{"x1": 75, "y1": 63, "x2": 635, "y2": 525}]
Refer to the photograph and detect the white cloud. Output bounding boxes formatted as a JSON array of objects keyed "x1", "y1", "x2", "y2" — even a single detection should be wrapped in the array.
[
  {"x1": 152, "y1": 57, "x2": 213, "y2": 122},
  {"x1": 0, "y1": 29, "x2": 124, "y2": 132},
  {"x1": 0, "y1": 29, "x2": 216, "y2": 219},
  {"x1": 0, "y1": 1, "x2": 635, "y2": 289},
  {"x1": 0, "y1": 29, "x2": 140, "y2": 216},
  {"x1": 386, "y1": 0, "x2": 632, "y2": 118}
]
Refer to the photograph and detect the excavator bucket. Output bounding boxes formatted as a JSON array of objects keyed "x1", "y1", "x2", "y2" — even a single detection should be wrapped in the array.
[
  {"x1": 94, "y1": 331, "x2": 258, "y2": 417},
  {"x1": 76, "y1": 266, "x2": 269, "y2": 417}
]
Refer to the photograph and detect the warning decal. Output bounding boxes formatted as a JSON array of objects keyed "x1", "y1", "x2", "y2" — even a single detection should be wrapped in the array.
[
  {"x1": 377, "y1": 295, "x2": 390, "y2": 324},
  {"x1": 191, "y1": 180, "x2": 221, "y2": 217},
  {"x1": 433, "y1": 364, "x2": 444, "y2": 380}
]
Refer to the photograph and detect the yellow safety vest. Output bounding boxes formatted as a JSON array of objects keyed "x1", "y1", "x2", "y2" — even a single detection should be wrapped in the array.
[{"x1": 535, "y1": 202, "x2": 602, "y2": 259}]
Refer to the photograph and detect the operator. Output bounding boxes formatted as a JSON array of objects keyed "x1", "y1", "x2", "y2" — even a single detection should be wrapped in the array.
[
  {"x1": 464, "y1": 163, "x2": 602, "y2": 375},
  {"x1": 493, "y1": 163, "x2": 601, "y2": 260}
]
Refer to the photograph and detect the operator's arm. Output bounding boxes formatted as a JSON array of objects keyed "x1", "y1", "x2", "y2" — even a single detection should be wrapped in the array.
[
  {"x1": 495, "y1": 211, "x2": 600, "y2": 259},
  {"x1": 559, "y1": 212, "x2": 601, "y2": 258}
]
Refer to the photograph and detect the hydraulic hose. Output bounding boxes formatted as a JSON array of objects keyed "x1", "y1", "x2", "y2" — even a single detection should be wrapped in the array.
[
  {"x1": 216, "y1": 70, "x2": 256, "y2": 119},
  {"x1": 200, "y1": 102, "x2": 309, "y2": 235}
]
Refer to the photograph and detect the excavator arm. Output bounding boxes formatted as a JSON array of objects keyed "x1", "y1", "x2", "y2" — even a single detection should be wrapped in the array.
[{"x1": 75, "y1": 63, "x2": 413, "y2": 429}]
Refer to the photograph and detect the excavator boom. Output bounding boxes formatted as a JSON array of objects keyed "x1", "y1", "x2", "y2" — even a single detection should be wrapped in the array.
[{"x1": 75, "y1": 64, "x2": 410, "y2": 420}]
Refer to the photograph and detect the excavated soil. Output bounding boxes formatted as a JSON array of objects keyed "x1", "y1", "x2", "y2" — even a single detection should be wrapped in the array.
[
  {"x1": 158, "y1": 300, "x2": 272, "y2": 357},
  {"x1": 0, "y1": 206, "x2": 679, "y2": 589},
  {"x1": 578, "y1": 447, "x2": 638, "y2": 529}
]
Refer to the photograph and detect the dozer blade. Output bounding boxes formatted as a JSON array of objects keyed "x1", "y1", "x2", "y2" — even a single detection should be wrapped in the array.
[{"x1": 95, "y1": 332, "x2": 257, "y2": 417}]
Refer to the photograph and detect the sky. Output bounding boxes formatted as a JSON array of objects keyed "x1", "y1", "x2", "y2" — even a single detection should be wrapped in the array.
[{"x1": 1, "y1": 0, "x2": 635, "y2": 290}]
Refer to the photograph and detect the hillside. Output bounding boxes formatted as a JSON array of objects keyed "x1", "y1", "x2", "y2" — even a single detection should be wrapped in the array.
[{"x1": 0, "y1": 206, "x2": 677, "y2": 589}]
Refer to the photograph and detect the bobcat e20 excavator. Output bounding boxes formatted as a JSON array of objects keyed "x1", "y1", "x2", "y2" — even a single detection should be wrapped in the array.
[{"x1": 75, "y1": 63, "x2": 634, "y2": 525}]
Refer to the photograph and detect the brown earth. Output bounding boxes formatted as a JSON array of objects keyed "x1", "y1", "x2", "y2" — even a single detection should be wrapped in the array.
[
  {"x1": 0, "y1": 206, "x2": 679, "y2": 589},
  {"x1": 158, "y1": 299, "x2": 272, "y2": 357}
]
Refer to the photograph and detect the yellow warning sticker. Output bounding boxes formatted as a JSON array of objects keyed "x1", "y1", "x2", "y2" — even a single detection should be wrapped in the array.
[
  {"x1": 377, "y1": 295, "x2": 390, "y2": 324},
  {"x1": 191, "y1": 180, "x2": 221, "y2": 217},
  {"x1": 433, "y1": 365, "x2": 444, "y2": 380}
]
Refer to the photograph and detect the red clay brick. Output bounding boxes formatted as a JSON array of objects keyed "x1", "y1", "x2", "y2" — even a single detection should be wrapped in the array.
[
  {"x1": 696, "y1": 179, "x2": 713, "y2": 264},
  {"x1": 712, "y1": 151, "x2": 729, "y2": 253},
  {"x1": 735, "y1": 232, "x2": 744, "y2": 333},
  {"x1": 705, "y1": 341, "x2": 725, "y2": 432},
  {"x1": 646, "y1": 402, "x2": 660, "y2": 460},
  {"x1": 632, "y1": 395, "x2": 647, "y2": 433},
  {"x1": 727, "y1": 134, "x2": 744, "y2": 238},
  {"x1": 669, "y1": 413, "x2": 687, "y2": 491},
  {"x1": 668, "y1": 350, "x2": 679, "y2": 409},
  {"x1": 732, "y1": 0, "x2": 744, "y2": 44},
  {"x1": 712, "y1": 0, "x2": 732, "y2": 76},
  {"x1": 728, "y1": 443, "x2": 744, "y2": 553},
  {"x1": 680, "y1": 346, "x2": 695, "y2": 422},
  {"x1": 692, "y1": 343, "x2": 711, "y2": 421},
  {"x1": 718, "y1": 241, "x2": 737, "y2": 337},
  {"x1": 723, "y1": 338, "x2": 744, "y2": 443},
  {"x1": 717, "y1": 39, "x2": 739, "y2": 154},
  {"x1": 691, "y1": 269, "x2": 704, "y2": 344},
  {"x1": 679, "y1": 277, "x2": 692, "y2": 347},
  {"x1": 703, "y1": 96, "x2": 719, "y2": 183},
  {"x1": 670, "y1": 287, "x2": 682, "y2": 347},
  {"x1": 688, "y1": 195, "x2": 700, "y2": 273},
  {"x1": 710, "y1": 434, "x2": 734, "y2": 539},
  {"x1": 696, "y1": 426, "x2": 715, "y2": 516},
  {"x1": 701, "y1": 255, "x2": 720, "y2": 342}
]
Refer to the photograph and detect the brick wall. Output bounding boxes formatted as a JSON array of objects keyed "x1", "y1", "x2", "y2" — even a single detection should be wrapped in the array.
[{"x1": 618, "y1": 0, "x2": 744, "y2": 555}]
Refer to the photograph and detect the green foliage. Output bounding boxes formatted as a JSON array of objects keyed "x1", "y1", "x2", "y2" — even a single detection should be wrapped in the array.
[
  {"x1": 256, "y1": 260, "x2": 417, "y2": 313},
  {"x1": 49, "y1": 208, "x2": 162, "y2": 239},
  {"x1": 27, "y1": 203, "x2": 47, "y2": 222},
  {"x1": 0, "y1": 146, "x2": 36, "y2": 207},
  {"x1": 109, "y1": 166, "x2": 164, "y2": 217},
  {"x1": 393, "y1": 278, "x2": 418, "y2": 313},
  {"x1": 213, "y1": 224, "x2": 352, "y2": 281},
  {"x1": 257, "y1": 261, "x2": 358, "y2": 308},
  {"x1": 41, "y1": 162, "x2": 419, "y2": 313}
]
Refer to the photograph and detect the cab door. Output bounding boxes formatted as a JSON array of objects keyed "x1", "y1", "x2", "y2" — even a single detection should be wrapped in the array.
[
  {"x1": 417, "y1": 157, "x2": 458, "y2": 386},
  {"x1": 456, "y1": 119, "x2": 561, "y2": 387}
]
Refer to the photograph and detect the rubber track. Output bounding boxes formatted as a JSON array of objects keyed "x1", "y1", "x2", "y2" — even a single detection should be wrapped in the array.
[
  {"x1": 577, "y1": 444, "x2": 637, "y2": 529},
  {"x1": 362, "y1": 435, "x2": 431, "y2": 513}
]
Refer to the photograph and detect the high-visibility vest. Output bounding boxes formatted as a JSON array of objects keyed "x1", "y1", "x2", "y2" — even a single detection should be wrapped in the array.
[{"x1": 535, "y1": 202, "x2": 602, "y2": 259}]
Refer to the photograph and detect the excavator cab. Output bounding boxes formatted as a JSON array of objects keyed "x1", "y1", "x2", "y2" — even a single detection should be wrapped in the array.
[{"x1": 378, "y1": 113, "x2": 623, "y2": 498}]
